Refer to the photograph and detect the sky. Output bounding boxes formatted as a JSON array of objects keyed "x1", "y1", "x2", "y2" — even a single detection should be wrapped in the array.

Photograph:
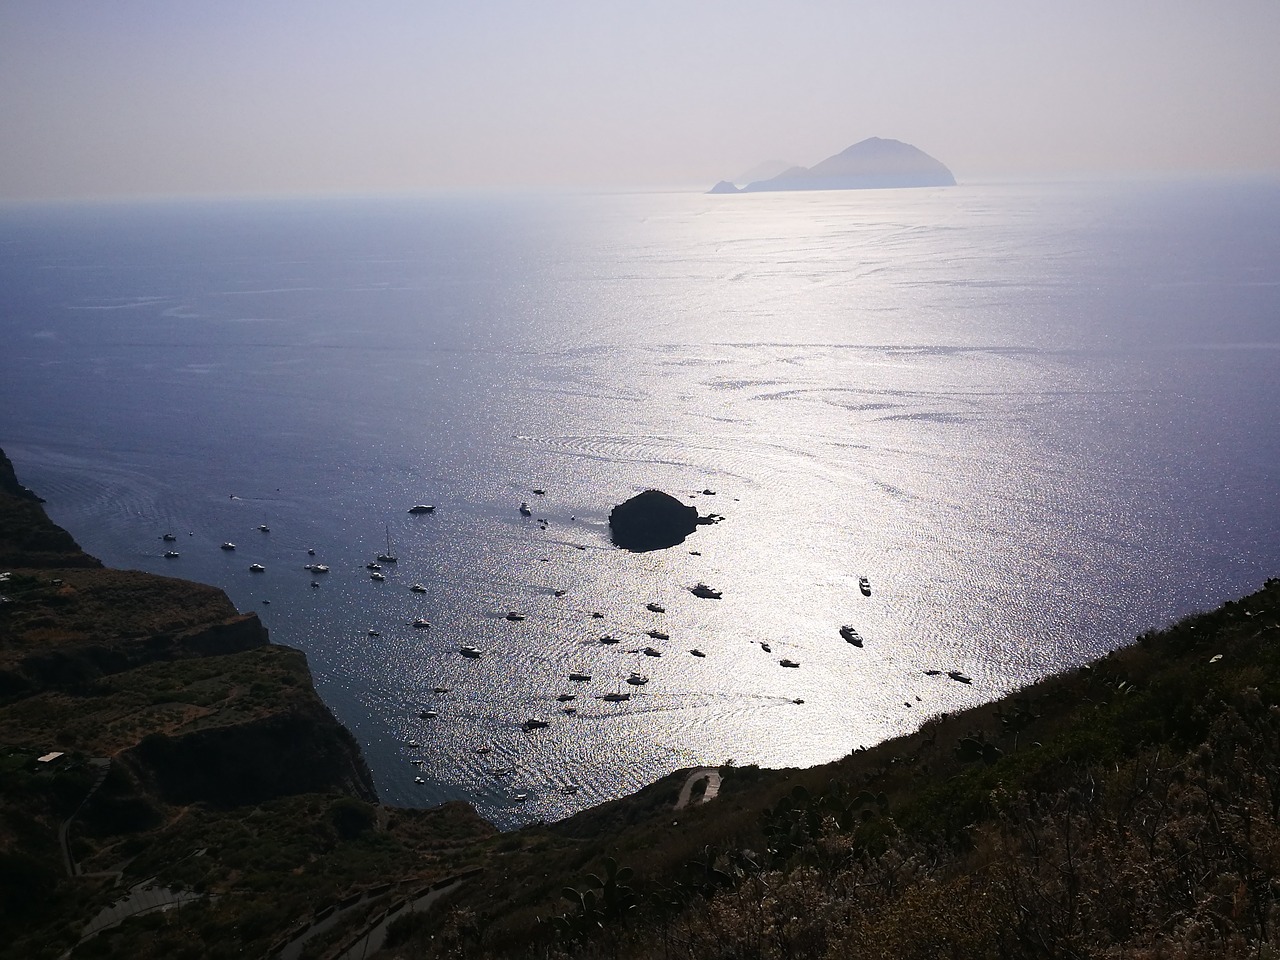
[{"x1": 2, "y1": 0, "x2": 1279, "y2": 200}]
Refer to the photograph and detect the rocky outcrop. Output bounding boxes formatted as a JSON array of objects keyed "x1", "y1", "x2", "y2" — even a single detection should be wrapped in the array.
[
  {"x1": 609, "y1": 489, "x2": 717, "y2": 552},
  {"x1": 0, "y1": 451, "x2": 99, "y2": 569},
  {"x1": 123, "y1": 695, "x2": 376, "y2": 807}
]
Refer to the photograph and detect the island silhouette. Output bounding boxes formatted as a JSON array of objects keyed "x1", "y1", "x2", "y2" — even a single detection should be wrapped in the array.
[{"x1": 710, "y1": 136, "x2": 955, "y2": 193}]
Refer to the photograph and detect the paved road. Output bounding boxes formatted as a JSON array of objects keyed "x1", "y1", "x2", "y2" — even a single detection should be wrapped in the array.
[{"x1": 674, "y1": 768, "x2": 722, "y2": 810}]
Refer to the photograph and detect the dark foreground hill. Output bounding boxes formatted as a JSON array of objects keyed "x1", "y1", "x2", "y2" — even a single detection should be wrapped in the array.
[{"x1": 3, "y1": 446, "x2": 1278, "y2": 959}]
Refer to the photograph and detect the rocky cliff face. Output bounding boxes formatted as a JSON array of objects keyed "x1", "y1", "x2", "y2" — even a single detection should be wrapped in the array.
[{"x1": 0, "y1": 447, "x2": 377, "y2": 805}]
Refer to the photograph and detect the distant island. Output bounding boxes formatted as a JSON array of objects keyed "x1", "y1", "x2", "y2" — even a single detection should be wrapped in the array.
[{"x1": 710, "y1": 137, "x2": 955, "y2": 193}]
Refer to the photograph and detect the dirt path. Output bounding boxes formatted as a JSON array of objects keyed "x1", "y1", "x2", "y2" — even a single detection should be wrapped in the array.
[{"x1": 674, "y1": 767, "x2": 722, "y2": 810}]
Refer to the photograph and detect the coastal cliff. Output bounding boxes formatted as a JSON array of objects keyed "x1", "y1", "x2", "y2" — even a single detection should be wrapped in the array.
[{"x1": 0, "y1": 449, "x2": 491, "y2": 959}]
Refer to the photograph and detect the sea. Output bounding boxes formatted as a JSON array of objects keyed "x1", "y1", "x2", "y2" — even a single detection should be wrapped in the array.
[{"x1": 1, "y1": 178, "x2": 1277, "y2": 827}]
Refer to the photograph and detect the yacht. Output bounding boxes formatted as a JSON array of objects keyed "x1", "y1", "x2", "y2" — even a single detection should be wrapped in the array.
[
  {"x1": 370, "y1": 571, "x2": 386, "y2": 582},
  {"x1": 258, "y1": 524, "x2": 270, "y2": 533},
  {"x1": 220, "y1": 542, "x2": 236, "y2": 551},
  {"x1": 601, "y1": 691, "x2": 631, "y2": 702},
  {"x1": 413, "y1": 618, "x2": 430, "y2": 629},
  {"x1": 248, "y1": 563, "x2": 265, "y2": 572},
  {"x1": 568, "y1": 671, "x2": 592, "y2": 682},
  {"x1": 859, "y1": 576, "x2": 872, "y2": 597},
  {"x1": 377, "y1": 524, "x2": 397, "y2": 563},
  {"x1": 523, "y1": 717, "x2": 549, "y2": 730},
  {"x1": 840, "y1": 625, "x2": 863, "y2": 647},
  {"x1": 459, "y1": 645, "x2": 483, "y2": 658},
  {"x1": 410, "y1": 583, "x2": 427, "y2": 593},
  {"x1": 779, "y1": 658, "x2": 800, "y2": 668},
  {"x1": 310, "y1": 564, "x2": 329, "y2": 573},
  {"x1": 163, "y1": 550, "x2": 179, "y2": 558},
  {"x1": 162, "y1": 533, "x2": 177, "y2": 542},
  {"x1": 625, "y1": 672, "x2": 649, "y2": 686},
  {"x1": 408, "y1": 504, "x2": 435, "y2": 514},
  {"x1": 365, "y1": 561, "x2": 381, "y2": 571},
  {"x1": 519, "y1": 502, "x2": 532, "y2": 516},
  {"x1": 646, "y1": 602, "x2": 665, "y2": 613},
  {"x1": 690, "y1": 582, "x2": 722, "y2": 599}
]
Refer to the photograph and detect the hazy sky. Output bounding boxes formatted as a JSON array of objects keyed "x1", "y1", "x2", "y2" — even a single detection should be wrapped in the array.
[{"x1": 2, "y1": 1, "x2": 1279, "y2": 200}]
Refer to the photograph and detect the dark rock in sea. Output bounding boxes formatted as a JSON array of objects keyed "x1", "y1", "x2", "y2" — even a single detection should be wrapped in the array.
[
  {"x1": 724, "y1": 137, "x2": 955, "y2": 193},
  {"x1": 707, "y1": 180, "x2": 741, "y2": 194},
  {"x1": 609, "y1": 489, "x2": 716, "y2": 552}
]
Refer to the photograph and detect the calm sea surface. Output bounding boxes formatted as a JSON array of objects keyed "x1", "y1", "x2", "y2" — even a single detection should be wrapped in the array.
[{"x1": 1, "y1": 180, "x2": 1277, "y2": 826}]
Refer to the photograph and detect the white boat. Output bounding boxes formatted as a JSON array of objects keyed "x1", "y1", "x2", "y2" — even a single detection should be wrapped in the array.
[
  {"x1": 310, "y1": 564, "x2": 329, "y2": 573},
  {"x1": 307, "y1": 548, "x2": 315, "y2": 556},
  {"x1": 258, "y1": 524, "x2": 270, "y2": 533},
  {"x1": 248, "y1": 563, "x2": 265, "y2": 572},
  {"x1": 414, "y1": 776, "x2": 425, "y2": 784},
  {"x1": 370, "y1": 571, "x2": 386, "y2": 581},
  {"x1": 377, "y1": 524, "x2": 397, "y2": 563},
  {"x1": 163, "y1": 550, "x2": 179, "y2": 558},
  {"x1": 220, "y1": 542, "x2": 236, "y2": 551},
  {"x1": 413, "y1": 618, "x2": 430, "y2": 629},
  {"x1": 367, "y1": 630, "x2": 380, "y2": 637},
  {"x1": 519, "y1": 502, "x2": 532, "y2": 516},
  {"x1": 410, "y1": 583, "x2": 427, "y2": 593},
  {"x1": 459, "y1": 645, "x2": 483, "y2": 658},
  {"x1": 366, "y1": 561, "x2": 381, "y2": 571}
]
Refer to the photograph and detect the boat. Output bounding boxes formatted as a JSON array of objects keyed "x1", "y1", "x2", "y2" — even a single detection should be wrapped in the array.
[
  {"x1": 562, "y1": 784, "x2": 579, "y2": 795},
  {"x1": 221, "y1": 542, "x2": 236, "y2": 551},
  {"x1": 414, "y1": 776, "x2": 425, "y2": 784},
  {"x1": 859, "y1": 576, "x2": 871, "y2": 597},
  {"x1": 840, "y1": 625, "x2": 863, "y2": 647},
  {"x1": 163, "y1": 550, "x2": 179, "y2": 558},
  {"x1": 377, "y1": 524, "x2": 397, "y2": 563},
  {"x1": 642, "y1": 647, "x2": 662, "y2": 657},
  {"x1": 248, "y1": 563, "x2": 265, "y2": 572},
  {"x1": 407, "y1": 740, "x2": 421, "y2": 748},
  {"x1": 408, "y1": 504, "x2": 435, "y2": 514},
  {"x1": 505, "y1": 611, "x2": 526, "y2": 622},
  {"x1": 947, "y1": 670, "x2": 973, "y2": 685},
  {"x1": 562, "y1": 706, "x2": 577, "y2": 715},
  {"x1": 690, "y1": 582, "x2": 722, "y2": 599},
  {"x1": 459, "y1": 645, "x2": 483, "y2": 658},
  {"x1": 473, "y1": 745, "x2": 490, "y2": 754},
  {"x1": 523, "y1": 717, "x2": 549, "y2": 730},
  {"x1": 568, "y1": 672, "x2": 592, "y2": 682},
  {"x1": 162, "y1": 533, "x2": 177, "y2": 542},
  {"x1": 422, "y1": 710, "x2": 438, "y2": 719},
  {"x1": 690, "y1": 649, "x2": 706, "y2": 658},
  {"x1": 310, "y1": 581, "x2": 320, "y2": 588},
  {"x1": 310, "y1": 564, "x2": 329, "y2": 573},
  {"x1": 432, "y1": 685, "x2": 450, "y2": 693},
  {"x1": 514, "y1": 793, "x2": 528, "y2": 802},
  {"x1": 410, "y1": 583, "x2": 427, "y2": 593},
  {"x1": 626, "y1": 672, "x2": 649, "y2": 686},
  {"x1": 370, "y1": 571, "x2": 386, "y2": 581},
  {"x1": 307, "y1": 548, "x2": 315, "y2": 556},
  {"x1": 760, "y1": 642, "x2": 771, "y2": 653},
  {"x1": 556, "y1": 694, "x2": 576, "y2": 702},
  {"x1": 598, "y1": 634, "x2": 620, "y2": 645},
  {"x1": 519, "y1": 502, "x2": 532, "y2": 516},
  {"x1": 601, "y1": 691, "x2": 631, "y2": 702},
  {"x1": 779, "y1": 658, "x2": 800, "y2": 668},
  {"x1": 367, "y1": 629, "x2": 380, "y2": 637},
  {"x1": 258, "y1": 524, "x2": 270, "y2": 533},
  {"x1": 413, "y1": 618, "x2": 430, "y2": 629},
  {"x1": 647, "y1": 629, "x2": 669, "y2": 640},
  {"x1": 366, "y1": 561, "x2": 381, "y2": 571},
  {"x1": 646, "y1": 602, "x2": 665, "y2": 613},
  {"x1": 532, "y1": 488, "x2": 546, "y2": 495}
]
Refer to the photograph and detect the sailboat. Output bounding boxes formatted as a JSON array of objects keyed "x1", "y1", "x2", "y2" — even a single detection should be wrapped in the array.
[{"x1": 377, "y1": 524, "x2": 397, "y2": 563}]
